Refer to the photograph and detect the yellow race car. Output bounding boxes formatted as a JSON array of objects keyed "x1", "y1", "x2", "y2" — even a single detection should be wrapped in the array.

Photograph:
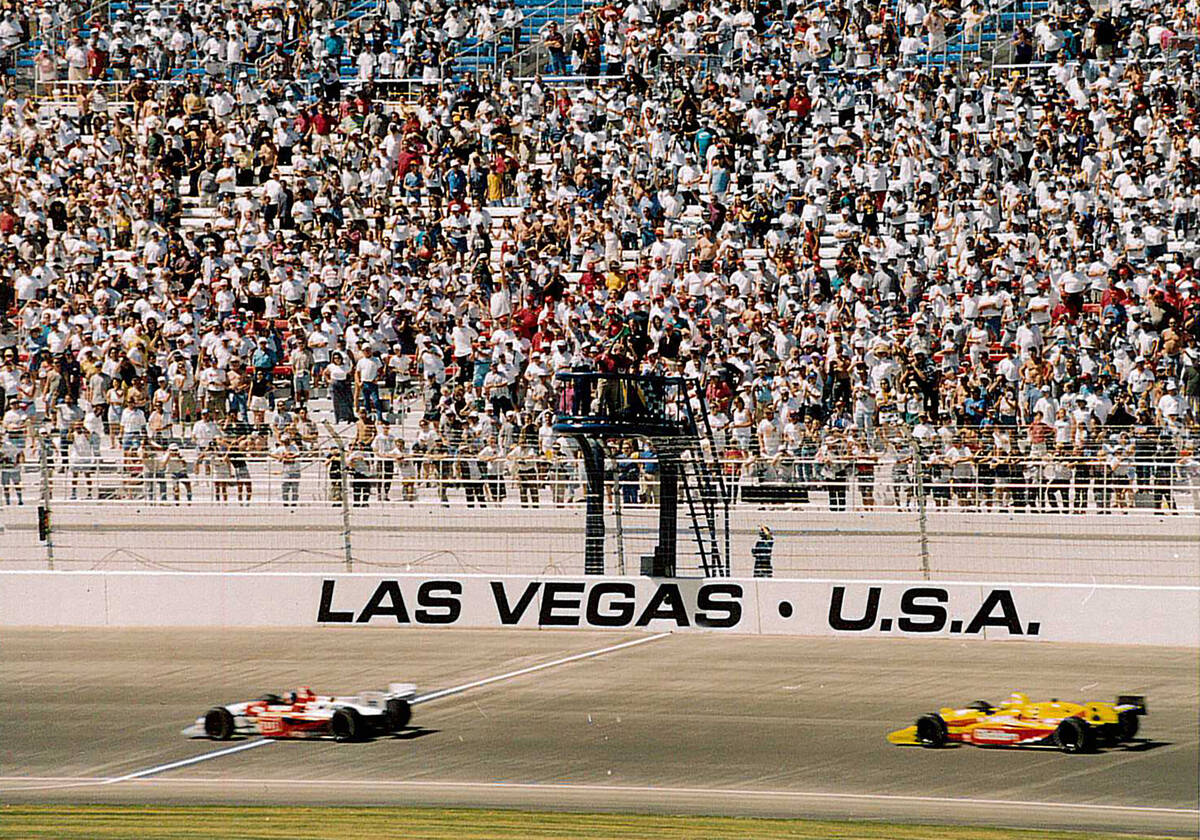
[{"x1": 888, "y1": 693, "x2": 1146, "y2": 753}]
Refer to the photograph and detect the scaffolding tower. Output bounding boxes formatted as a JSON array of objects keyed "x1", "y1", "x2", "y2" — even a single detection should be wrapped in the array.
[{"x1": 553, "y1": 372, "x2": 731, "y2": 577}]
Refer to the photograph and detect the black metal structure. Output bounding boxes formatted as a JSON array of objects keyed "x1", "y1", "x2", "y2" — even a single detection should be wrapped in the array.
[{"x1": 553, "y1": 372, "x2": 730, "y2": 577}]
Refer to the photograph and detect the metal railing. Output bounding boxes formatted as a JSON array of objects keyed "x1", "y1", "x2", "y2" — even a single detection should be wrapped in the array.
[
  {"x1": 259, "y1": 0, "x2": 383, "y2": 72},
  {"x1": 453, "y1": 37, "x2": 501, "y2": 76},
  {"x1": 495, "y1": 0, "x2": 581, "y2": 77},
  {"x1": 14, "y1": 438, "x2": 1199, "y2": 514},
  {"x1": 29, "y1": 76, "x2": 185, "y2": 102},
  {"x1": 920, "y1": 0, "x2": 1025, "y2": 69},
  {"x1": 13, "y1": 0, "x2": 111, "y2": 54}
]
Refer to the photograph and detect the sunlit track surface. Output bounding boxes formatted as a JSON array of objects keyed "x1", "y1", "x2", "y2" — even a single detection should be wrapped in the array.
[{"x1": 2, "y1": 629, "x2": 1196, "y2": 835}]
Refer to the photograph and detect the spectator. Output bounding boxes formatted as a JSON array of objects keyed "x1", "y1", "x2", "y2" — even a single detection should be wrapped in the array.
[{"x1": 272, "y1": 430, "x2": 302, "y2": 506}]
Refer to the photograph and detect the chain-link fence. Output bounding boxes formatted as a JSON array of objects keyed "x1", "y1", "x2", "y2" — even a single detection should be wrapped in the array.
[{"x1": 1, "y1": 427, "x2": 1196, "y2": 584}]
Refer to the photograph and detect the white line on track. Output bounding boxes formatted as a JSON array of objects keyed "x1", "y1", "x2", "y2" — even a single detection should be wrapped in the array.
[
  {"x1": 411, "y1": 632, "x2": 672, "y2": 704},
  {"x1": 0, "y1": 632, "x2": 671, "y2": 793},
  {"x1": 1, "y1": 777, "x2": 1195, "y2": 817},
  {"x1": 102, "y1": 739, "x2": 274, "y2": 784},
  {"x1": 0, "y1": 741, "x2": 275, "y2": 793}
]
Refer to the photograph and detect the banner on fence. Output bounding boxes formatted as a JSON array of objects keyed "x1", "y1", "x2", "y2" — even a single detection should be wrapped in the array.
[{"x1": 0, "y1": 572, "x2": 1195, "y2": 646}]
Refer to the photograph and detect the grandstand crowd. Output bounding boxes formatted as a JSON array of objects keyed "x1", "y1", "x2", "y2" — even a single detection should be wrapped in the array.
[{"x1": 0, "y1": 0, "x2": 1198, "y2": 511}]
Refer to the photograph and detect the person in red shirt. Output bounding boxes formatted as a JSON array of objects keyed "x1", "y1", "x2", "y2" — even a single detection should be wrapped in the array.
[
  {"x1": 395, "y1": 142, "x2": 421, "y2": 180},
  {"x1": 87, "y1": 38, "x2": 109, "y2": 81},
  {"x1": 310, "y1": 108, "x2": 331, "y2": 135},
  {"x1": 592, "y1": 1, "x2": 622, "y2": 23},
  {"x1": 510, "y1": 298, "x2": 539, "y2": 340},
  {"x1": 531, "y1": 318, "x2": 557, "y2": 354},
  {"x1": 789, "y1": 88, "x2": 812, "y2": 120},
  {"x1": 492, "y1": 149, "x2": 510, "y2": 177},
  {"x1": 1028, "y1": 416, "x2": 1053, "y2": 445},
  {"x1": 1100, "y1": 277, "x2": 1129, "y2": 309},
  {"x1": 579, "y1": 261, "x2": 602, "y2": 296},
  {"x1": 1159, "y1": 280, "x2": 1184, "y2": 314},
  {"x1": 706, "y1": 376, "x2": 733, "y2": 414},
  {"x1": 293, "y1": 110, "x2": 310, "y2": 138},
  {"x1": 309, "y1": 107, "x2": 332, "y2": 154}
]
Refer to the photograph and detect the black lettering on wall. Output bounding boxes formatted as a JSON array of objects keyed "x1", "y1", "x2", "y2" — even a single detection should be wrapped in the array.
[
  {"x1": 492, "y1": 581, "x2": 541, "y2": 625},
  {"x1": 317, "y1": 579, "x2": 354, "y2": 623},
  {"x1": 356, "y1": 580, "x2": 411, "y2": 623},
  {"x1": 828, "y1": 586, "x2": 881, "y2": 631},
  {"x1": 415, "y1": 581, "x2": 463, "y2": 624},
  {"x1": 696, "y1": 584, "x2": 743, "y2": 629}
]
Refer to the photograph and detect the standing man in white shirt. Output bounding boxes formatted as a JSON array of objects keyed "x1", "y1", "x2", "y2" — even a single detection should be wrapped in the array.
[
  {"x1": 451, "y1": 318, "x2": 478, "y2": 383},
  {"x1": 65, "y1": 35, "x2": 88, "y2": 88},
  {"x1": 371, "y1": 423, "x2": 398, "y2": 501},
  {"x1": 271, "y1": 431, "x2": 303, "y2": 506},
  {"x1": 355, "y1": 344, "x2": 383, "y2": 421}
]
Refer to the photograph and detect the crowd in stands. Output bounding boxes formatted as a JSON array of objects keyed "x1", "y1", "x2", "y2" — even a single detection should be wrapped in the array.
[{"x1": 0, "y1": 0, "x2": 1198, "y2": 511}]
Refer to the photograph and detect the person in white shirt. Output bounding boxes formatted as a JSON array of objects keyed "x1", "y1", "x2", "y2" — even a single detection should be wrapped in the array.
[
  {"x1": 1157, "y1": 381, "x2": 1183, "y2": 426},
  {"x1": 66, "y1": 422, "x2": 96, "y2": 499},
  {"x1": 370, "y1": 423, "x2": 399, "y2": 501},
  {"x1": 119, "y1": 402, "x2": 147, "y2": 453},
  {"x1": 757, "y1": 403, "x2": 782, "y2": 462},
  {"x1": 355, "y1": 345, "x2": 383, "y2": 421},
  {"x1": 272, "y1": 432, "x2": 303, "y2": 506},
  {"x1": 65, "y1": 35, "x2": 88, "y2": 82},
  {"x1": 1034, "y1": 17, "x2": 1063, "y2": 59},
  {"x1": 1128, "y1": 358, "x2": 1155, "y2": 396},
  {"x1": 1033, "y1": 392, "x2": 1058, "y2": 426},
  {"x1": 450, "y1": 319, "x2": 478, "y2": 382},
  {"x1": 0, "y1": 432, "x2": 22, "y2": 506}
]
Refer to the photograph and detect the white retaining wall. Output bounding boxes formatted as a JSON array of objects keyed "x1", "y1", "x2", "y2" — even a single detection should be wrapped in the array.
[{"x1": 2, "y1": 571, "x2": 1195, "y2": 646}]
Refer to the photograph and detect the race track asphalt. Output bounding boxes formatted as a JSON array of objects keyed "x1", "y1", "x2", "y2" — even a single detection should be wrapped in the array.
[{"x1": 1, "y1": 628, "x2": 1197, "y2": 836}]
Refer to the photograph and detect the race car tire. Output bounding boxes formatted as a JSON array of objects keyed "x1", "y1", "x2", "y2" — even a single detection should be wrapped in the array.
[
  {"x1": 916, "y1": 714, "x2": 948, "y2": 748},
  {"x1": 330, "y1": 707, "x2": 365, "y2": 742},
  {"x1": 1055, "y1": 717, "x2": 1095, "y2": 754},
  {"x1": 204, "y1": 707, "x2": 235, "y2": 741},
  {"x1": 1117, "y1": 710, "x2": 1139, "y2": 741},
  {"x1": 386, "y1": 698, "x2": 412, "y2": 732}
]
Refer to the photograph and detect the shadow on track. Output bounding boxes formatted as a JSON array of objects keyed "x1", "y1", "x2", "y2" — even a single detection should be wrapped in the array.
[
  {"x1": 1118, "y1": 739, "x2": 1171, "y2": 752},
  {"x1": 392, "y1": 727, "x2": 439, "y2": 741}
]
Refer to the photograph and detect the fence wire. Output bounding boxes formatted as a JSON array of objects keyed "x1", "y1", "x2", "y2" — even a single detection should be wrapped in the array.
[{"x1": 1, "y1": 427, "x2": 1195, "y2": 584}]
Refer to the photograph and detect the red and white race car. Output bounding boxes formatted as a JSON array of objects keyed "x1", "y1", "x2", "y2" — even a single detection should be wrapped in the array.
[{"x1": 184, "y1": 683, "x2": 417, "y2": 742}]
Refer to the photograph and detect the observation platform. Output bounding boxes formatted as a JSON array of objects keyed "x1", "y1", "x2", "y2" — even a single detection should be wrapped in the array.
[
  {"x1": 553, "y1": 371, "x2": 729, "y2": 578},
  {"x1": 553, "y1": 372, "x2": 693, "y2": 440}
]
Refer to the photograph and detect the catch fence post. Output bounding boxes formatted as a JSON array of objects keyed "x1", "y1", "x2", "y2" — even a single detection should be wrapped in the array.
[
  {"x1": 38, "y1": 431, "x2": 54, "y2": 570},
  {"x1": 613, "y1": 470, "x2": 625, "y2": 576},
  {"x1": 911, "y1": 435, "x2": 930, "y2": 580},
  {"x1": 323, "y1": 422, "x2": 354, "y2": 572}
]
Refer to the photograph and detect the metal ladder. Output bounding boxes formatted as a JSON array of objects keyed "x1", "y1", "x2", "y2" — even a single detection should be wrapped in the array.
[{"x1": 674, "y1": 379, "x2": 731, "y2": 577}]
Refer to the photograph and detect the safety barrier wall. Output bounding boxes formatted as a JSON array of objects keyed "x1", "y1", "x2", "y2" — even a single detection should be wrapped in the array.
[{"x1": 1, "y1": 572, "x2": 1196, "y2": 646}]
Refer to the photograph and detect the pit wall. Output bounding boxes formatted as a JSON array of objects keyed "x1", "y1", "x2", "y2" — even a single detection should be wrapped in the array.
[{"x1": 1, "y1": 572, "x2": 1195, "y2": 647}]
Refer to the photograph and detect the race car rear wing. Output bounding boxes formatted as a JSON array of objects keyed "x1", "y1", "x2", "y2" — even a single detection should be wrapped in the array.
[{"x1": 1116, "y1": 695, "x2": 1147, "y2": 714}]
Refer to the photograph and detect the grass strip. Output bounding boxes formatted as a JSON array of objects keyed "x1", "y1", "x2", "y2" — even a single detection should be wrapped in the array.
[{"x1": 0, "y1": 805, "x2": 1176, "y2": 840}]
